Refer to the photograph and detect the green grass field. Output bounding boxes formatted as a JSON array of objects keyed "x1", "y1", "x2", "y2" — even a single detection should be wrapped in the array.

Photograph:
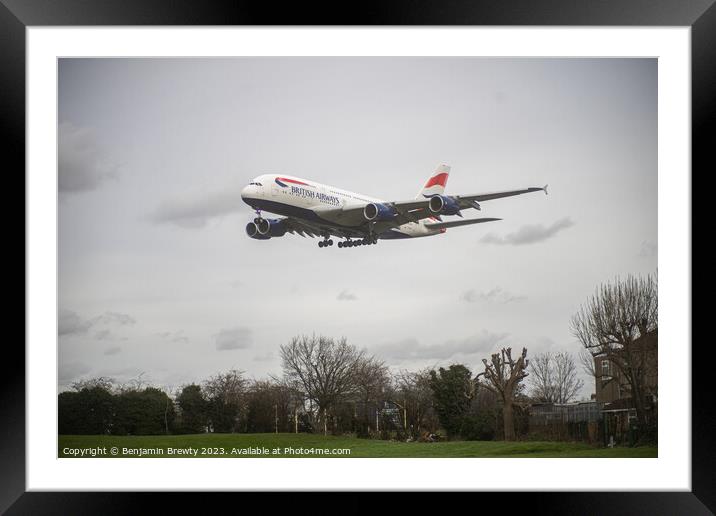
[{"x1": 59, "y1": 433, "x2": 657, "y2": 458}]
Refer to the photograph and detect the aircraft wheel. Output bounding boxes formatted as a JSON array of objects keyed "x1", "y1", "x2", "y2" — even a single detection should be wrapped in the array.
[
  {"x1": 328, "y1": 239, "x2": 333, "y2": 246},
  {"x1": 338, "y1": 241, "x2": 343, "y2": 248}
]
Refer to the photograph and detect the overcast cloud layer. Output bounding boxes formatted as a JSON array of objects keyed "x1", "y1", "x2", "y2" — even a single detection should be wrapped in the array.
[{"x1": 58, "y1": 58, "x2": 657, "y2": 397}]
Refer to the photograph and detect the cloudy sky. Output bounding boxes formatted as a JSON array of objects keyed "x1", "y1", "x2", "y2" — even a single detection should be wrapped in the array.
[{"x1": 58, "y1": 58, "x2": 657, "y2": 397}]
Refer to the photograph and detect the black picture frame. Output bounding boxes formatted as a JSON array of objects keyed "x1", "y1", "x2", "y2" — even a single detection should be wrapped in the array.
[{"x1": 5, "y1": 0, "x2": 710, "y2": 512}]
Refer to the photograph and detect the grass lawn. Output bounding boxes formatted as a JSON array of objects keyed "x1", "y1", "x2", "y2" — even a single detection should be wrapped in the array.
[{"x1": 59, "y1": 433, "x2": 657, "y2": 458}]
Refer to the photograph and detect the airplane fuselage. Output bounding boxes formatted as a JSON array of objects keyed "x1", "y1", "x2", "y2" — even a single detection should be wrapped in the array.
[{"x1": 241, "y1": 174, "x2": 442, "y2": 239}]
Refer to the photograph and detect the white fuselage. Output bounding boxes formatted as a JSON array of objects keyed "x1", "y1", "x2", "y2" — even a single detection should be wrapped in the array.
[{"x1": 241, "y1": 174, "x2": 443, "y2": 239}]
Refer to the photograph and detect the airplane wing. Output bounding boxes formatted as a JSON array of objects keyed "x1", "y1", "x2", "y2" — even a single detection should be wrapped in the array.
[
  {"x1": 424, "y1": 217, "x2": 501, "y2": 230},
  {"x1": 308, "y1": 184, "x2": 547, "y2": 229},
  {"x1": 389, "y1": 184, "x2": 547, "y2": 220},
  {"x1": 455, "y1": 185, "x2": 548, "y2": 209}
]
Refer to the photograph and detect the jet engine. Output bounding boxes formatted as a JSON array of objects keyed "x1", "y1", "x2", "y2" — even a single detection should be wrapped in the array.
[
  {"x1": 246, "y1": 221, "x2": 271, "y2": 239},
  {"x1": 428, "y1": 195, "x2": 461, "y2": 216},
  {"x1": 248, "y1": 218, "x2": 288, "y2": 238},
  {"x1": 363, "y1": 202, "x2": 396, "y2": 222}
]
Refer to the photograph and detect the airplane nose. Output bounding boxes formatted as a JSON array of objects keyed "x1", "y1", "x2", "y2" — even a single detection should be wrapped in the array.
[{"x1": 241, "y1": 185, "x2": 251, "y2": 199}]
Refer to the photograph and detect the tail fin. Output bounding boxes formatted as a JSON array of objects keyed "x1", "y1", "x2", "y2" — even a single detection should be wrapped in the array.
[{"x1": 417, "y1": 164, "x2": 450, "y2": 199}]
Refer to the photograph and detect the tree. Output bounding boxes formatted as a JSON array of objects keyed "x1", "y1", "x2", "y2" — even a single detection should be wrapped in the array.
[
  {"x1": 571, "y1": 273, "x2": 657, "y2": 431},
  {"x1": 476, "y1": 347, "x2": 529, "y2": 441},
  {"x1": 245, "y1": 379, "x2": 294, "y2": 433},
  {"x1": 578, "y1": 347, "x2": 598, "y2": 382},
  {"x1": 176, "y1": 384, "x2": 208, "y2": 434},
  {"x1": 352, "y1": 355, "x2": 390, "y2": 436},
  {"x1": 528, "y1": 351, "x2": 584, "y2": 404},
  {"x1": 392, "y1": 368, "x2": 438, "y2": 438},
  {"x1": 203, "y1": 370, "x2": 247, "y2": 433},
  {"x1": 59, "y1": 383, "x2": 115, "y2": 434},
  {"x1": 428, "y1": 364, "x2": 475, "y2": 438},
  {"x1": 112, "y1": 386, "x2": 175, "y2": 435},
  {"x1": 280, "y1": 335, "x2": 364, "y2": 435}
]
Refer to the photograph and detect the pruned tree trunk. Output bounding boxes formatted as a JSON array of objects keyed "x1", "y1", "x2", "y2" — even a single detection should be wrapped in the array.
[
  {"x1": 476, "y1": 347, "x2": 529, "y2": 441},
  {"x1": 503, "y1": 399, "x2": 515, "y2": 441}
]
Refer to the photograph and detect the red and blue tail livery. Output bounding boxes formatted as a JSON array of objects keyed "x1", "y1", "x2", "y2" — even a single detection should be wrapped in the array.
[{"x1": 241, "y1": 164, "x2": 547, "y2": 249}]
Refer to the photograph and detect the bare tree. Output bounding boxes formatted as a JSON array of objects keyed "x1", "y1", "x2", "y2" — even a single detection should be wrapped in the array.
[
  {"x1": 578, "y1": 346, "x2": 599, "y2": 397},
  {"x1": 353, "y1": 355, "x2": 390, "y2": 434},
  {"x1": 392, "y1": 368, "x2": 438, "y2": 437},
  {"x1": 476, "y1": 347, "x2": 529, "y2": 441},
  {"x1": 71, "y1": 376, "x2": 116, "y2": 393},
  {"x1": 528, "y1": 351, "x2": 584, "y2": 404},
  {"x1": 280, "y1": 335, "x2": 365, "y2": 435},
  {"x1": 571, "y1": 273, "x2": 657, "y2": 430},
  {"x1": 203, "y1": 369, "x2": 247, "y2": 433}
]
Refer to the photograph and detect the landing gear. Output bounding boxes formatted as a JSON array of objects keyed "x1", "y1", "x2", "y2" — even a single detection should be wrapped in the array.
[
  {"x1": 318, "y1": 238, "x2": 334, "y2": 248},
  {"x1": 338, "y1": 236, "x2": 378, "y2": 248},
  {"x1": 253, "y1": 209, "x2": 264, "y2": 225}
]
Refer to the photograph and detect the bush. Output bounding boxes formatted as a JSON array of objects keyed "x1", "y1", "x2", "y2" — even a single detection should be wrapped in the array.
[
  {"x1": 459, "y1": 414, "x2": 496, "y2": 441},
  {"x1": 58, "y1": 387, "x2": 114, "y2": 434}
]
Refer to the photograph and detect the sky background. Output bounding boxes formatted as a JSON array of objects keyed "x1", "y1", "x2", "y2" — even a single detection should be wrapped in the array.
[{"x1": 58, "y1": 58, "x2": 657, "y2": 398}]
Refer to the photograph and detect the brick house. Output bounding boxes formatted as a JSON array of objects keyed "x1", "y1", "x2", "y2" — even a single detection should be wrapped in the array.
[{"x1": 593, "y1": 329, "x2": 658, "y2": 443}]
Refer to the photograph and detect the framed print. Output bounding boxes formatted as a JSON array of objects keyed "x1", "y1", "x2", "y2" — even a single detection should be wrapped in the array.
[{"x1": 5, "y1": 0, "x2": 711, "y2": 511}]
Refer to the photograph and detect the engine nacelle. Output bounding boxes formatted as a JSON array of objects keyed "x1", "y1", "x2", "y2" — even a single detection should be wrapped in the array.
[
  {"x1": 252, "y1": 218, "x2": 288, "y2": 238},
  {"x1": 265, "y1": 219, "x2": 287, "y2": 237},
  {"x1": 246, "y1": 221, "x2": 271, "y2": 239},
  {"x1": 363, "y1": 202, "x2": 396, "y2": 222},
  {"x1": 428, "y1": 195, "x2": 461, "y2": 216}
]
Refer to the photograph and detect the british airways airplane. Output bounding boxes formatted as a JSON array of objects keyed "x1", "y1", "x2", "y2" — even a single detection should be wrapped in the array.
[{"x1": 241, "y1": 165, "x2": 547, "y2": 248}]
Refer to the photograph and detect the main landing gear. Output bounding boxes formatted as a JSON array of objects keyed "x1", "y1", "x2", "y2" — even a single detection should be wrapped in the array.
[
  {"x1": 337, "y1": 236, "x2": 378, "y2": 248},
  {"x1": 318, "y1": 238, "x2": 334, "y2": 248}
]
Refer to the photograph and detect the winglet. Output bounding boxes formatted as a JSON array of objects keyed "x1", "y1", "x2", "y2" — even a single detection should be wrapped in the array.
[{"x1": 543, "y1": 184, "x2": 549, "y2": 195}]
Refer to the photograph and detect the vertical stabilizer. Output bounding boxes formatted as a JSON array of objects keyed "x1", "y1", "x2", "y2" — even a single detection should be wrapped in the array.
[{"x1": 417, "y1": 164, "x2": 450, "y2": 198}]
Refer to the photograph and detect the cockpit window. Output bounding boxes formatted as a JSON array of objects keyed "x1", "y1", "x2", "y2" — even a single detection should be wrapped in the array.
[{"x1": 248, "y1": 182, "x2": 263, "y2": 186}]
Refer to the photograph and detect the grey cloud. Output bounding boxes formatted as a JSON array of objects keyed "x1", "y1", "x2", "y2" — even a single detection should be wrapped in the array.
[
  {"x1": 375, "y1": 331, "x2": 509, "y2": 362},
  {"x1": 481, "y1": 217, "x2": 574, "y2": 245},
  {"x1": 59, "y1": 361, "x2": 91, "y2": 383},
  {"x1": 461, "y1": 286, "x2": 527, "y2": 304},
  {"x1": 337, "y1": 290, "x2": 357, "y2": 301},
  {"x1": 58, "y1": 122, "x2": 118, "y2": 193},
  {"x1": 156, "y1": 331, "x2": 189, "y2": 344},
  {"x1": 639, "y1": 240, "x2": 657, "y2": 257},
  {"x1": 94, "y1": 329, "x2": 111, "y2": 340},
  {"x1": 215, "y1": 327, "x2": 252, "y2": 351},
  {"x1": 58, "y1": 309, "x2": 93, "y2": 336},
  {"x1": 253, "y1": 351, "x2": 276, "y2": 362},
  {"x1": 93, "y1": 312, "x2": 136, "y2": 326},
  {"x1": 104, "y1": 346, "x2": 122, "y2": 356},
  {"x1": 59, "y1": 310, "x2": 136, "y2": 337},
  {"x1": 149, "y1": 186, "x2": 245, "y2": 229}
]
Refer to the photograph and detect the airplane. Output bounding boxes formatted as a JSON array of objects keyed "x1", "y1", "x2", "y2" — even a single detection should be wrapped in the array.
[{"x1": 241, "y1": 164, "x2": 547, "y2": 249}]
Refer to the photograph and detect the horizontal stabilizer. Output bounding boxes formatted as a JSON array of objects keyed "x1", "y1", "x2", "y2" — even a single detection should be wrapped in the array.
[{"x1": 424, "y1": 217, "x2": 501, "y2": 230}]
